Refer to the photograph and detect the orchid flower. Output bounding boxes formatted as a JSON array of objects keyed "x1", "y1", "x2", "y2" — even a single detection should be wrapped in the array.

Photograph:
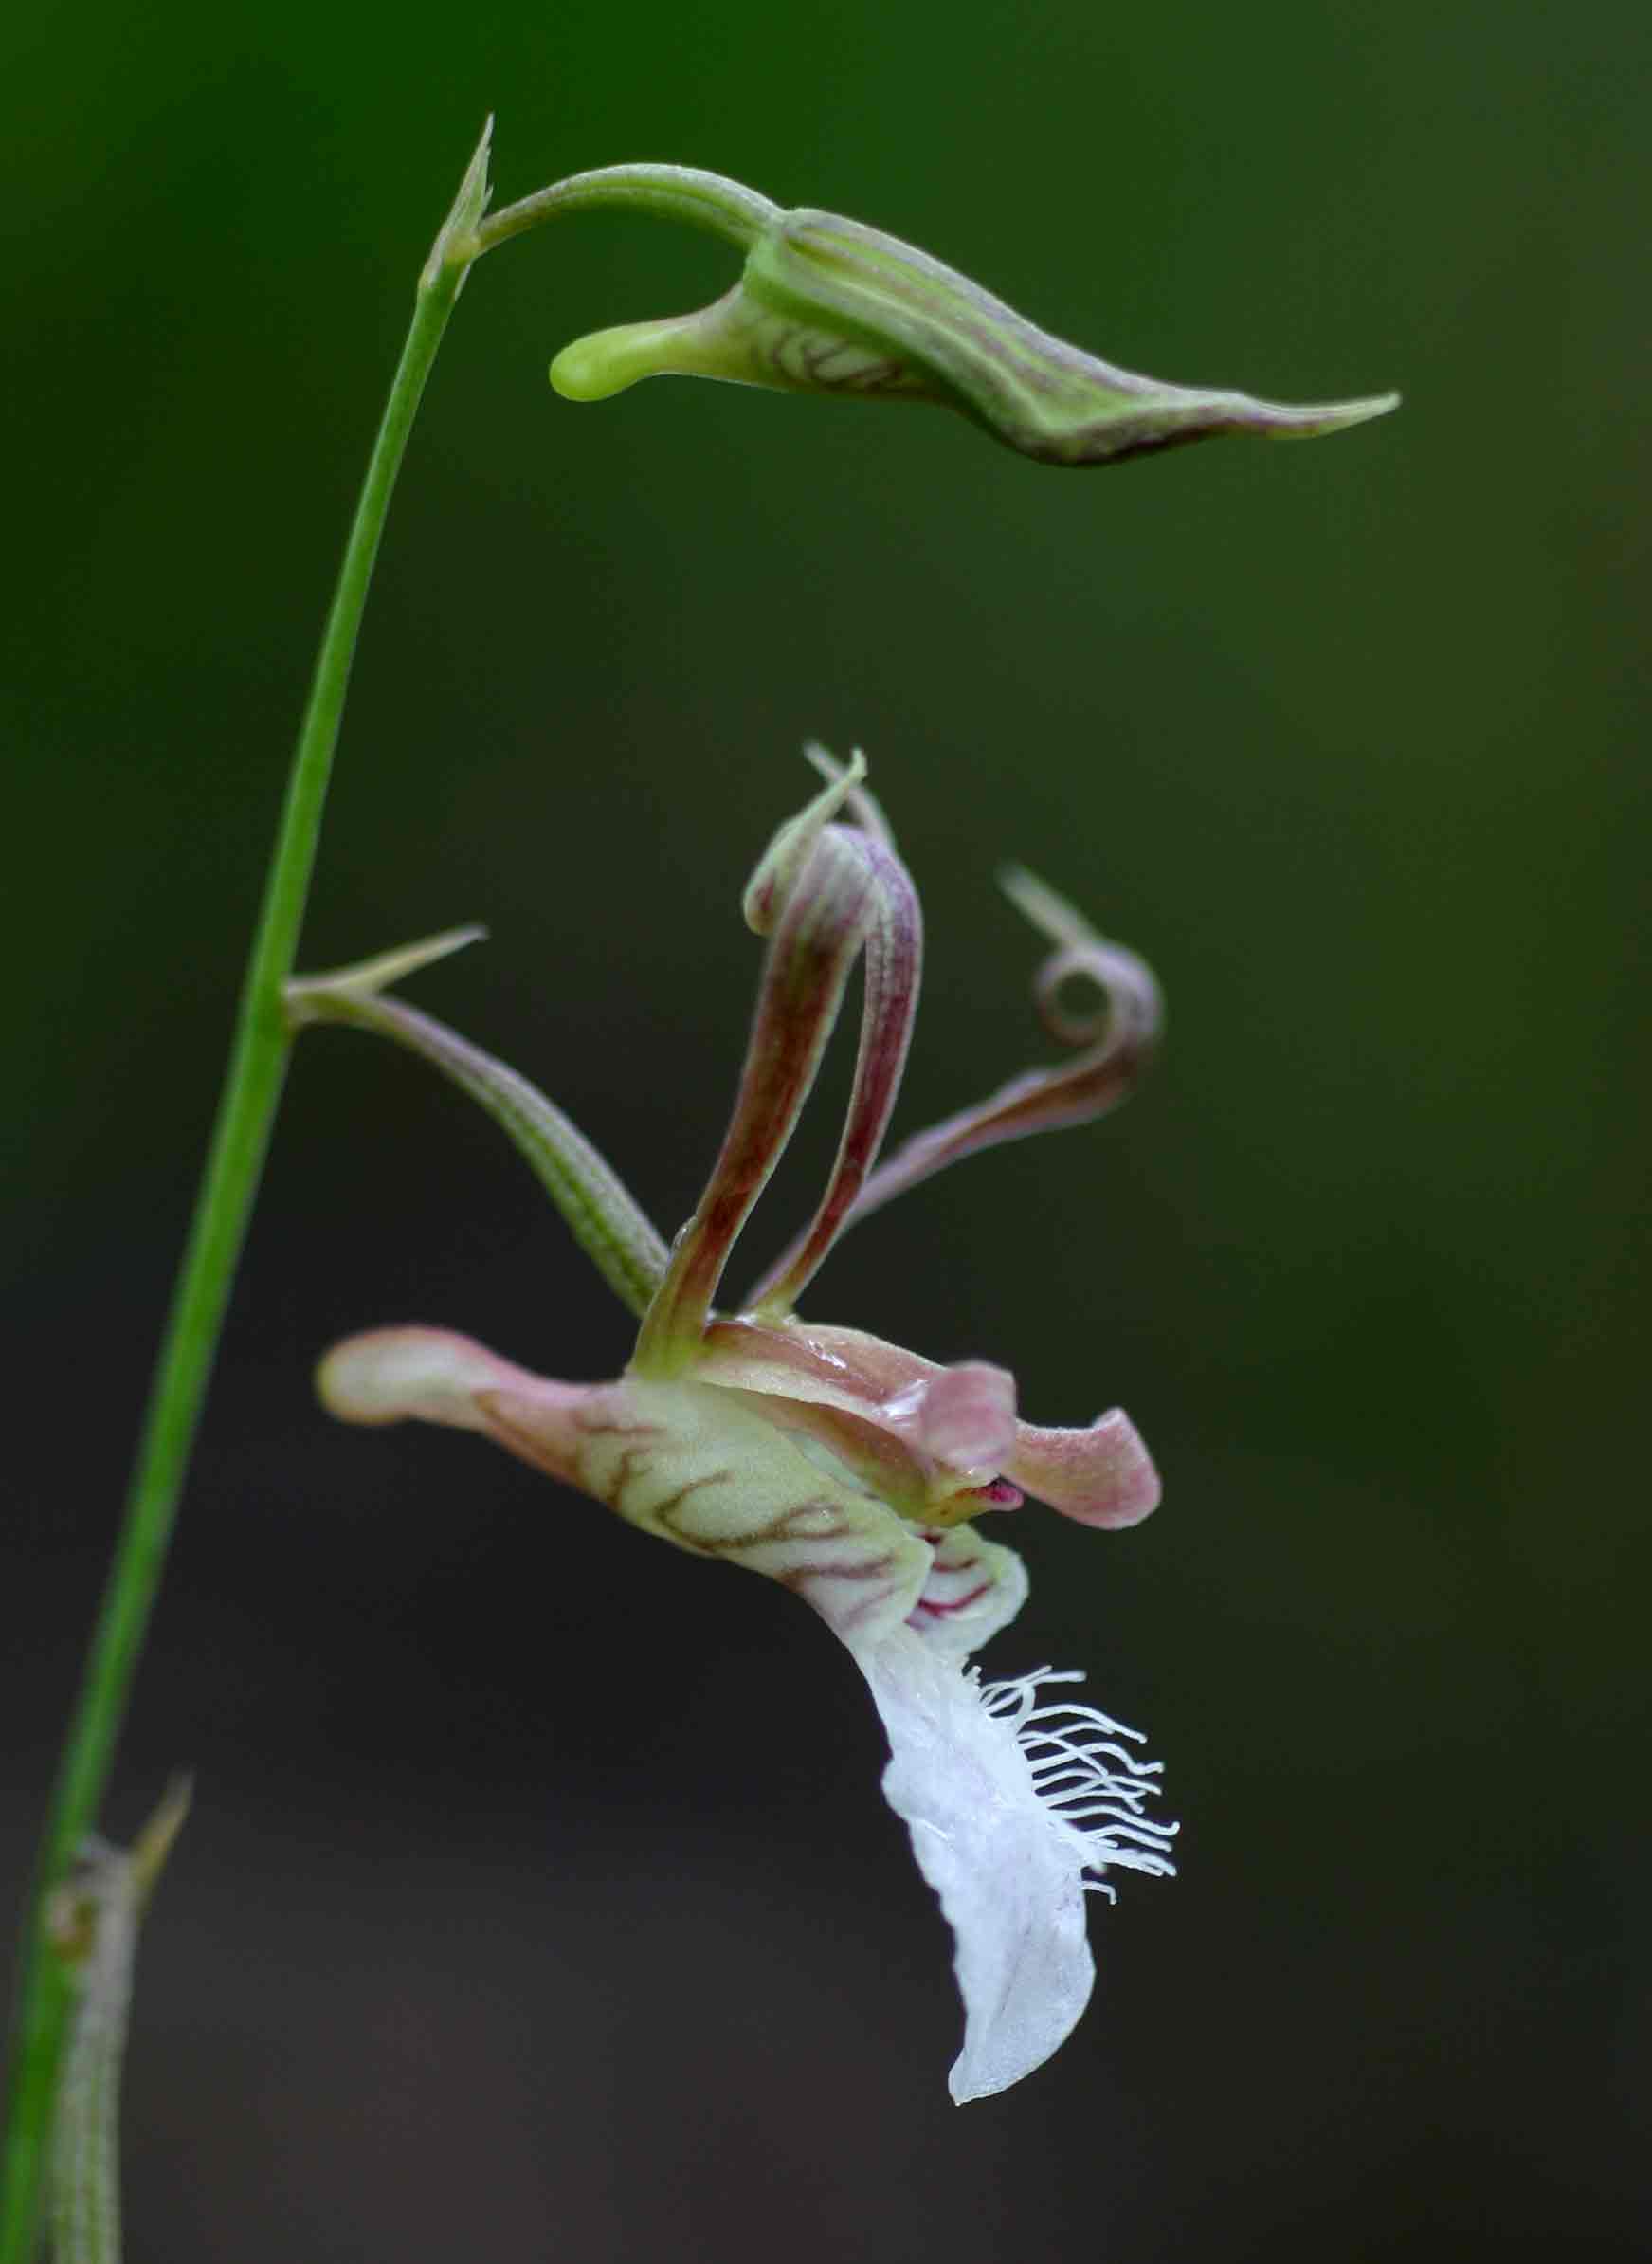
[{"x1": 287, "y1": 752, "x2": 1176, "y2": 2102}]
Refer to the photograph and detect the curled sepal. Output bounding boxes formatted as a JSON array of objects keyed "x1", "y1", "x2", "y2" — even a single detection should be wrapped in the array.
[
  {"x1": 47, "y1": 1779, "x2": 191, "y2": 2264},
  {"x1": 635, "y1": 758, "x2": 920, "y2": 1369},
  {"x1": 740, "y1": 747, "x2": 869, "y2": 932},
  {"x1": 854, "y1": 1634, "x2": 1175, "y2": 2102},
  {"x1": 286, "y1": 931, "x2": 669, "y2": 1319},
  {"x1": 532, "y1": 166, "x2": 1398, "y2": 464},
  {"x1": 828, "y1": 867, "x2": 1160, "y2": 1237},
  {"x1": 748, "y1": 751, "x2": 922, "y2": 1321}
]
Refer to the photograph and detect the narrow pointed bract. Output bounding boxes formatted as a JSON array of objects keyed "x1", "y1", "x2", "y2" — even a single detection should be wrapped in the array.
[
  {"x1": 47, "y1": 1781, "x2": 191, "y2": 2264},
  {"x1": 519, "y1": 162, "x2": 1398, "y2": 466},
  {"x1": 294, "y1": 752, "x2": 1174, "y2": 2097}
]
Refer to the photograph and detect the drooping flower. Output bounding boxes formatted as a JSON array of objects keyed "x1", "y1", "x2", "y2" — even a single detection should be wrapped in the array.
[{"x1": 287, "y1": 753, "x2": 1175, "y2": 2101}]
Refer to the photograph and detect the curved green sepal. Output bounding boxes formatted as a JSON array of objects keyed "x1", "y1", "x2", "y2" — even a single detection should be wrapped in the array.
[{"x1": 286, "y1": 934, "x2": 669, "y2": 1318}]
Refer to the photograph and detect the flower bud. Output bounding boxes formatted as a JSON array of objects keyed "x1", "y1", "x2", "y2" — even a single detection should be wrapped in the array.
[{"x1": 550, "y1": 185, "x2": 1397, "y2": 464}]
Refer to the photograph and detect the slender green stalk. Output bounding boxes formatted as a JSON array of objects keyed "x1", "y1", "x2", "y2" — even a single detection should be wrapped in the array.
[
  {"x1": 0, "y1": 126, "x2": 490, "y2": 2262},
  {"x1": 469, "y1": 162, "x2": 777, "y2": 257}
]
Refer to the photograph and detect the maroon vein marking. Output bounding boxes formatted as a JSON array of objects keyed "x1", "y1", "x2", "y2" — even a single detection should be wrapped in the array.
[
  {"x1": 647, "y1": 1470, "x2": 736, "y2": 1546},
  {"x1": 911, "y1": 1579, "x2": 990, "y2": 1621}
]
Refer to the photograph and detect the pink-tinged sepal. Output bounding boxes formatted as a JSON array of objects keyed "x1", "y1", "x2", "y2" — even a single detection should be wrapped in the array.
[
  {"x1": 1004, "y1": 1407, "x2": 1161, "y2": 1529},
  {"x1": 745, "y1": 751, "x2": 922, "y2": 1319},
  {"x1": 891, "y1": 1360, "x2": 1018, "y2": 1474},
  {"x1": 318, "y1": 1324, "x2": 594, "y2": 1486},
  {"x1": 635, "y1": 753, "x2": 921, "y2": 1368},
  {"x1": 837, "y1": 867, "x2": 1161, "y2": 1237},
  {"x1": 319, "y1": 1324, "x2": 535, "y2": 1430}
]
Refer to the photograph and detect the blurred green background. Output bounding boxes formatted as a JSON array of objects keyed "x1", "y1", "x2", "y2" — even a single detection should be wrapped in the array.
[{"x1": 4, "y1": 0, "x2": 1647, "y2": 2256}]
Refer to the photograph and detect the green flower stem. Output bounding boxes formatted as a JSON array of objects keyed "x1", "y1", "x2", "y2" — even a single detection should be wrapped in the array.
[
  {"x1": 469, "y1": 162, "x2": 777, "y2": 259},
  {"x1": 0, "y1": 127, "x2": 489, "y2": 2261}
]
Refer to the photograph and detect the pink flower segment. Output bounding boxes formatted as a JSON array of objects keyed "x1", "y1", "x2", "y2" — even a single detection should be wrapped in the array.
[{"x1": 291, "y1": 750, "x2": 1175, "y2": 2101}]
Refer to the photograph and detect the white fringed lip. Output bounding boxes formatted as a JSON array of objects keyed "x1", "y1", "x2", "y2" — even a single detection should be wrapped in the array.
[{"x1": 853, "y1": 1630, "x2": 1175, "y2": 2104}]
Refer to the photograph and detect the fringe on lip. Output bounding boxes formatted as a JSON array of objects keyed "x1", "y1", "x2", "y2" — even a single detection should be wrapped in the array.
[{"x1": 976, "y1": 1665, "x2": 1179, "y2": 1901}]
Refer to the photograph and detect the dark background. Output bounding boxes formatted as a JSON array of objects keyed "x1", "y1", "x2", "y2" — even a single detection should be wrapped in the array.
[{"x1": 4, "y1": 1, "x2": 1647, "y2": 2257}]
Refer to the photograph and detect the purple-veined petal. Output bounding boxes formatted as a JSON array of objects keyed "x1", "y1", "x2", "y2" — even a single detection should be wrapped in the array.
[
  {"x1": 318, "y1": 1325, "x2": 938, "y2": 1648},
  {"x1": 904, "y1": 1521, "x2": 1028, "y2": 1657}
]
